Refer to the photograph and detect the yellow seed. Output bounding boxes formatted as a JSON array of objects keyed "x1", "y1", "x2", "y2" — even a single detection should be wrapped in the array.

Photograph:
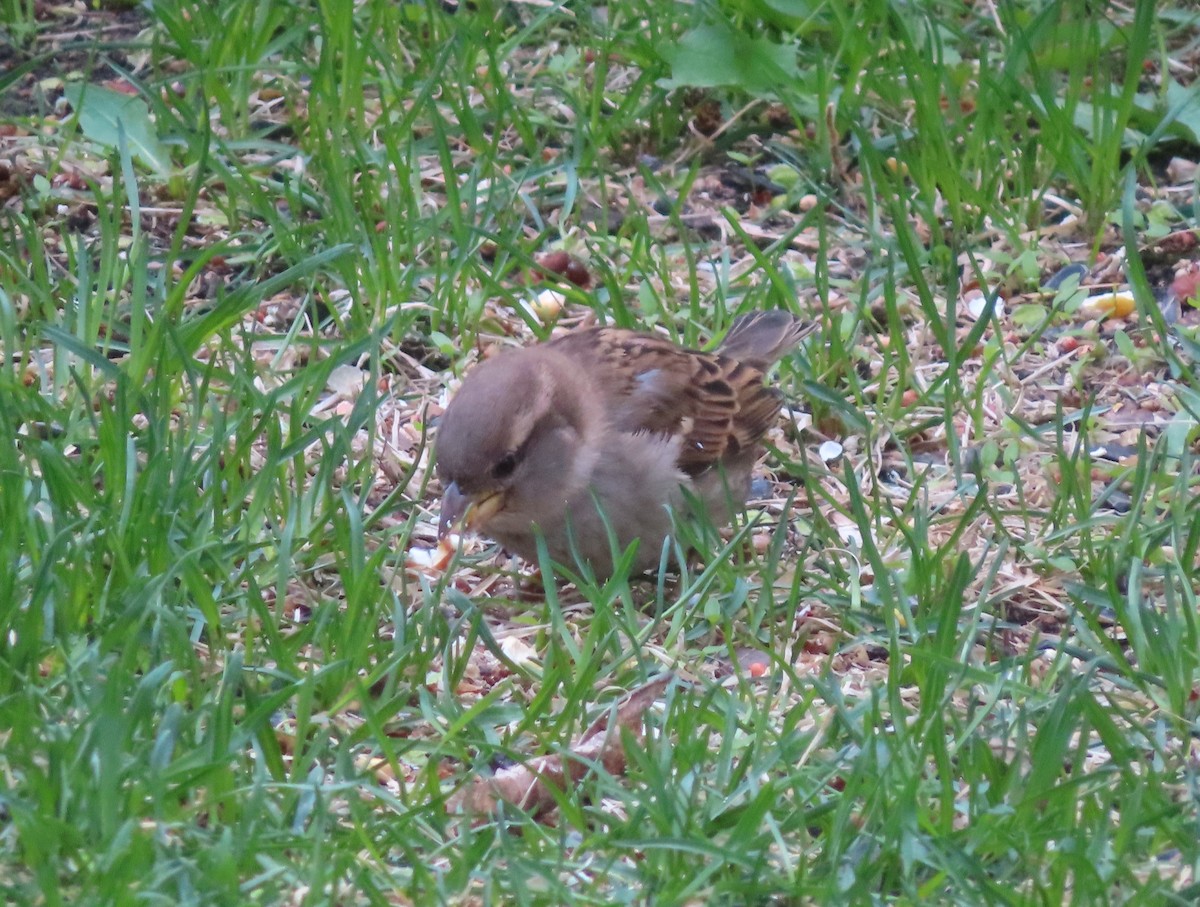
[{"x1": 1078, "y1": 292, "x2": 1136, "y2": 320}]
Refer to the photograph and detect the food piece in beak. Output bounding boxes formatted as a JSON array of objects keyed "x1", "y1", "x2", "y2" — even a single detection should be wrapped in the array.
[{"x1": 438, "y1": 482, "x2": 505, "y2": 538}]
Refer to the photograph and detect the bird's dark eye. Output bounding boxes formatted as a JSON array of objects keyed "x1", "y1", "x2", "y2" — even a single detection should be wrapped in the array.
[{"x1": 492, "y1": 452, "x2": 518, "y2": 480}]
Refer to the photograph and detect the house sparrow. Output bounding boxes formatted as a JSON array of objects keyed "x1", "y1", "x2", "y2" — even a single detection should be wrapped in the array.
[{"x1": 435, "y1": 311, "x2": 812, "y2": 577}]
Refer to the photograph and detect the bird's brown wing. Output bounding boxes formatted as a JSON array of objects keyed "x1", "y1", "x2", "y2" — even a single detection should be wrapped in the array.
[{"x1": 549, "y1": 323, "x2": 795, "y2": 476}]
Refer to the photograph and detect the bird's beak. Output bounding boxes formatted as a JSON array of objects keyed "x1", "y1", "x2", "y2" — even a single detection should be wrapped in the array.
[{"x1": 438, "y1": 482, "x2": 505, "y2": 538}]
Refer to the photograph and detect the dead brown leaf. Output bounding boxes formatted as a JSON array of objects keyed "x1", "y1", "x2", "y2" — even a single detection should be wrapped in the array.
[{"x1": 449, "y1": 673, "x2": 673, "y2": 818}]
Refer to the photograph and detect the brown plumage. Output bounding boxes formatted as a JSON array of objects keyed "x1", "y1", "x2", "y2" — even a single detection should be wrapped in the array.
[{"x1": 435, "y1": 311, "x2": 812, "y2": 577}]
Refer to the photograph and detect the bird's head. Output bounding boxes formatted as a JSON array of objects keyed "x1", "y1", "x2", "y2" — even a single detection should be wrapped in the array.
[{"x1": 435, "y1": 347, "x2": 594, "y2": 538}]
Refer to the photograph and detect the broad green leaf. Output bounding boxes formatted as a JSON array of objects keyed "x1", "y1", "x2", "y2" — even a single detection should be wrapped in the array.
[
  {"x1": 1011, "y1": 303, "x2": 1048, "y2": 327},
  {"x1": 1159, "y1": 80, "x2": 1200, "y2": 145},
  {"x1": 1130, "y1": 82, "x2": 1200, "y2": 146},
  {"x1": 660, "y1": 23, "x2": 800, "y2": 96},
  {"x1": 63, "y1": 83, "x2": 172, "y2": 176}
]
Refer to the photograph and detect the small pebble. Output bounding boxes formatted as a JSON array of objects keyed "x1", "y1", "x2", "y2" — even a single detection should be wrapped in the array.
[
  {"x1": 748, "y1": 477, "x2": 773, "y2": 498},
  {"x1": 1043, "y1": 262, "x2": 1088, "y2": 291}
]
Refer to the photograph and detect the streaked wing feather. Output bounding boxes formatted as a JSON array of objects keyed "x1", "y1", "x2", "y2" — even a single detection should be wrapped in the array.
[{"x1": 549, "y1": 317, "x2": 803, "y2": 476}]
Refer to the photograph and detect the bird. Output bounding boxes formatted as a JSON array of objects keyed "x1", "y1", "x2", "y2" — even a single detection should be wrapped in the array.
[{"x1": 435, "y1": 310, "x2": 812, "y2": 577}]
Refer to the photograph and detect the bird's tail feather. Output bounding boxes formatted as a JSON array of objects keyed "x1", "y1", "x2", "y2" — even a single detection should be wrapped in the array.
[{"x1": 717, "y1": 311, "x2": 814, "y2": 368}]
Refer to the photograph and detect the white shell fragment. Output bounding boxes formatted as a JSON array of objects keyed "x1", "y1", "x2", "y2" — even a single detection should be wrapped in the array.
[
  {"x1": 818, "y1": 440, "x2": 844, "y2": 463},
  {"x1": 326, "y1": 364, "x2": 367, "y2": 399},
  {"x1": 499, "y1": 636, "x2": 538, "y2": 666},
  {"x1": 965, "y1": 292, "x2": 1004, "y2": 320}
]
